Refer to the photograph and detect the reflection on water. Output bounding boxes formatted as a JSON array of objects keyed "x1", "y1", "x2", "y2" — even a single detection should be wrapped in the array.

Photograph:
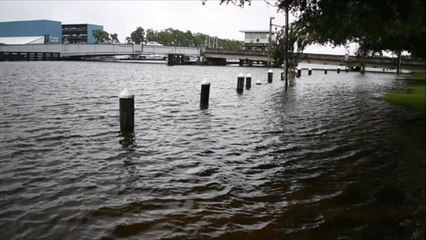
[
  {"x1": 119, "y1": 133, "x2": 136, "y2": 150},
  {"x1": 0, "y1": 61, "x2": 416, "y2": 239}
]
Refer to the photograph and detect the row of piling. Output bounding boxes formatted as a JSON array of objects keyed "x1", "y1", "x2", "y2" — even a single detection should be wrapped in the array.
[
  {"x1": 119, "y1": 66, "x2": 351, "y2": 134},
  {"x1": 296, "y1": 66, "x2": 350, "y2": 77}
]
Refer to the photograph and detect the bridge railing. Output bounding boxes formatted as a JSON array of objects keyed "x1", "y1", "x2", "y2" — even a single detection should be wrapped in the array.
[
  {"x1": 205, "y1": 48, "x2": 267, "y2": 56},
  {"x1": 0, "y1": 44, "x2": 62, "y2": 53},
  {"x1": 142, "y1": 45, "x2": 200, "y2": 56},
  {"x1": 0, "y1": 44, "x2": 201, "y2": 57},
  {"x1": 61, "y1": 44, "x2": 141, "y2": 57}
]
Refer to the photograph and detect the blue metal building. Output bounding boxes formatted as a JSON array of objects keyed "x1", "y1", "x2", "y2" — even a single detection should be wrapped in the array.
[{"x1": 0, "y1": 20, "x2": 62, "y2": 43}]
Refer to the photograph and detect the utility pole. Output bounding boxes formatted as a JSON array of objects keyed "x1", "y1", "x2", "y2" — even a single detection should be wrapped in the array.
[
  {"x1": 269, "y1": 17, "x2": 275, "y2": 44},
  {"x1": 397, "y1": 50, "x2": 401, "y2": 74},
  {"x1": 269, "y1": 17, "x2": 275, "y2": 66},
  {"x1": 284, "y1": 6, "x2": 289, "y2": 92}
]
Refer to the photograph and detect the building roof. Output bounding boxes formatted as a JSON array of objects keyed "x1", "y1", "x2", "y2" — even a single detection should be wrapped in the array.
[
  {"x1": 62, "y1": 23, "x2": 103, "y2": 27},
  {"x1": 0, "y1": 19, "x2": 61, "y2": 24},
  {"x1": 240, "y1": 30, "x2": 274, "y2": 33}
]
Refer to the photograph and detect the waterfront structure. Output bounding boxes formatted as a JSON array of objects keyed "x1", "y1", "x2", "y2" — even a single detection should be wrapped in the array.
[
  {"x1": 240, "y1": 30, "x2": 275, "y2": 51},
  {"x1": 0, "y1": 20, "x2": 103, "y2": 45},
  {"x1": 62, "y1": 24, "x2": 103, "y2": 44},
  {"x1": 0, "y1": 20, "x2": 62, "y2": 43}
]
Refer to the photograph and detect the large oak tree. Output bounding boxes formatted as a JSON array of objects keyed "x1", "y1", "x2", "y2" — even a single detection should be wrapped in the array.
[{"x1": 221, "y1": 0, "x2": 425, "y2": 58}]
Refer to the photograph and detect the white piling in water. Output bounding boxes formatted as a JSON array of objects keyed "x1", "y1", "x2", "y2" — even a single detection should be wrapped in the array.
[
  {"x1": 237, "y1": 73, "x2": 245, "y2": 93},
  {"x1": 200, "y1": 80, "x2": 210, "y2": 109},
  {"x1": 297, "y1": 67, "x2": 302, "y2": 78},
  {"x1": 246, "y1": 73, "x2": 252, "y2": 90},
  {"x1": 119, "y1": 88, "x2": 134, "y2": 134},
  {"x1": 268, "y1": 69, "x2": 273, "y2": 83}
]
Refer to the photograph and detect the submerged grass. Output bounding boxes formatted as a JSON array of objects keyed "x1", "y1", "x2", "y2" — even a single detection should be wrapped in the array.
[
  {"x1": 384, "y1": 72, "x2": 425, "y2": 112},
  {"x1": 384, "y1": 72, "x2": 426, "y2": 239}
]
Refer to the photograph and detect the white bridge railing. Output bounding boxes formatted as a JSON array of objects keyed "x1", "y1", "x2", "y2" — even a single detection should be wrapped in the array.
[{"x1": 0, "y1": 44, "x2": 201, "y2": 57}]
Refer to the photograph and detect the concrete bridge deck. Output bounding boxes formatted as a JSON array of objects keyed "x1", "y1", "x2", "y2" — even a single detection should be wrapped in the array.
[
  {"x1": 1, "y1": 44, "x2": 424, "y2": 71},
  {"x1": 204, "y1": 48, "x2": 425, "y2": 71}
]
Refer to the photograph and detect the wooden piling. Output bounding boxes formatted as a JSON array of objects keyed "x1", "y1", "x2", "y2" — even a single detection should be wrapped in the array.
[
  {"x1": 268, "y1": 69, "x2": 273, "y2": 83},
  {"x1": 200, "y1": 80, "x2": 210, "y2": 109},
  {"x1": 119, "y1": 88, "x2": 135, "y2": 134}
]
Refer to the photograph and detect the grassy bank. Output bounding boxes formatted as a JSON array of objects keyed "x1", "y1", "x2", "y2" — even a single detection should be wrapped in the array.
[
  {"x1": 384, "y1": 72, "x2": 425, "y2": 239},
  {"x1": 384, "y1": 72, "x2": 425, "y2": 112}
]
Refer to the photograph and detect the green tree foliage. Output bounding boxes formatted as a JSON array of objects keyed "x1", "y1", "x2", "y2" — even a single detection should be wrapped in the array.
[
  {"x1": 92, "y1": 30, "x2": 111, "y2": 43},
  {"x1": 142, "y1": 28, "x2": 241, "y2": 50},
  {"x1": 222, "y1": 0, "x2": 425, "y2": 59},
  {"x1": 130, "y1": 27, "x2": 145, "y2": 44},
  {"x1": 270, "y1": 24, "x2": 310, "y2": 68},
  {"x1": 110, "y1": 33, "x2": 119, "y2": 43},
  {"x1": 145, "y1": 29, "x2": 157, "y2": 42}
]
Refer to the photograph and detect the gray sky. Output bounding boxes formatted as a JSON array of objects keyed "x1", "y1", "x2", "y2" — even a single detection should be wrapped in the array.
[{"x1": 0, "y1": 0, "x2": 351, "y2": 54}]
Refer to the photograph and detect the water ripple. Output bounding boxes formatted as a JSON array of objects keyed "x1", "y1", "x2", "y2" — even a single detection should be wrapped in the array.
[{"x1": 0, "y1": 62, "x2": 406, "y2": 239}]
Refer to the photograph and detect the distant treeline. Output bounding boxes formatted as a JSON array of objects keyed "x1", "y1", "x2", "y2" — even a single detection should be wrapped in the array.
[{"x1": 125, "y1": 27, "x2": 242, "y2": 50}]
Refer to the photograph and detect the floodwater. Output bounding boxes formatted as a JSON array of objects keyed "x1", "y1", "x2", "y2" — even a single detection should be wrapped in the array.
[{"x1": 0, "y1": 61, "x2": 416, "y2": 239}]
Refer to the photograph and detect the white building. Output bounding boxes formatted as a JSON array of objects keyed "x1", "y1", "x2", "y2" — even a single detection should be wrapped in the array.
[{"x1": 240, "y1": 30, "x2": 276, "y2": 51}]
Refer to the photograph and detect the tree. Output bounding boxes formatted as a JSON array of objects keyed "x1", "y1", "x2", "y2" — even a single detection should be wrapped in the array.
[
  {"x1": 125, "y1": 37, "x2": 132, "y2": 44},
  {"x1": 221, "y1": 0, "x2": 425, "y2": 59},
  {"x1": 145, "y1": 29, "x2": 157, "y2": 42},
  {"x1": 130, "y1": 27, "x2": 145, "y2": 44},
  {"x1": 92, "y1": 30, "x2": 111, "y2": 43},
  {"x1": 270, "y1": 24, "x2": 310, "y2": 68},
  {"x1": 110, "y1": 33, "x2": 119, "y2": 43},
  {"x1": 129, "y1": 26, "x2": 241, "y2": 50}
]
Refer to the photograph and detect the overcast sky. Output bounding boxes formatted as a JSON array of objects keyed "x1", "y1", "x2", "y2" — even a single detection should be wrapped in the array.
[{"x1": 0, "y1": 0, "x2": 352, "y2": 54}]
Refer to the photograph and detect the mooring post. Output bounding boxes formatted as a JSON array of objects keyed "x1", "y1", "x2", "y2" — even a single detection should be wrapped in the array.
[
  {"x1": 246, "y1": 73, "x2": 252, "y2": 90},
  {"x1": 237, "y1": 73, "x2": 245, "y2": 93},
  {"x1": 200, "y1": 80, "x2": 210, "y2": 109},
  {"x1": 324, "y1": 67, "x2": 328, "y2": 75},
  {"x1": 345, "y1": 66, "x2": 349, "y2": 73},
  {"x1": 337, "y1": 67, "x2": 340, "y2": 74},
  {"x1": 308, "y1": 68, "x2": 312, "y2": 75},
  {"x1": 281, "y1": 69, "x2": 284, "y2": 81},
  {"x1": 119, "y1": 88, "x2": 135, "y2": 134},
  {"x1": 297, "y1": 67, "x2": 302, "y2": 78},
  {"x1": 268, "y1": 69, "x2": 273, "y2": 83}
]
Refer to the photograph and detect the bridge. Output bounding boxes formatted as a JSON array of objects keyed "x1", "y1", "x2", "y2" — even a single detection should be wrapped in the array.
[
  {"x1": 1, "y1": 44, "x2": 424, "y2": 71},
  {"x1": 204, "y1": 48, "x2": 425, "y2": 71},
  {"x1": 0, "y1": 44, "x2": 200, "y2": 60}
]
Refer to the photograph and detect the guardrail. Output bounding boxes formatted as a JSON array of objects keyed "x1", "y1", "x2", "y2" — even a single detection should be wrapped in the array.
[{"x1": 0, "y1": 44, "x2": 201, "y2": 58}]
